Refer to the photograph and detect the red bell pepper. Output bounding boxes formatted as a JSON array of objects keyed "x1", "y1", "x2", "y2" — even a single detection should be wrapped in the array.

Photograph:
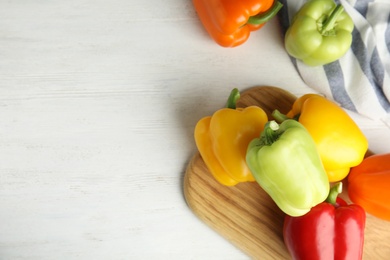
[{"x1": 283, "y1": 183, "x2": 366, "y2": 260}]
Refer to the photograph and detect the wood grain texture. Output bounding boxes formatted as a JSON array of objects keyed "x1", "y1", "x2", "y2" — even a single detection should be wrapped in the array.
[{"x1": 184, "y1": 86, "x2": 390, "y2": 259}]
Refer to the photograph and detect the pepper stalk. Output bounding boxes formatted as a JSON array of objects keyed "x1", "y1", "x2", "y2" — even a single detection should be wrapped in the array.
[
  {"x1": 226, "y1": 88, "x2": 240, "y2": 109},
  {"x1": 319, "y1": 5, "x2": 345, "y2": 36},
  {"x1": 326, "y1": 182, "x2": 343, "y2": 205},
  {"x1": 247, "y1": 1, "x2": 284, "y2": 25},
  {"x1": 272, "y1": 109, "x2": 291, "y2": 122},
  {"x1": 261, "y1": 120, "x2": 281, "y2": 145}
]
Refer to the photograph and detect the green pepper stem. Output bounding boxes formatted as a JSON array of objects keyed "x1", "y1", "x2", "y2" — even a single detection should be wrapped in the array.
[
  {"x1": 261, "y1": 120, "x2": 280, "y2": 145},
  {"x1": 325, "y1": 182, "x2": 343, "y2": 205},
  {"x1": 226, "y1": 88, "x2": 240, "y2": 109},
  {"x1": 272, "y1": 110, "x2": 290, "y2": 123},
  {"x1": 320, "y1": 4, "x2": 344, "y2": 36},
  {"x1": 247, "y1": 1, "x2": 283, "y2": 25}
]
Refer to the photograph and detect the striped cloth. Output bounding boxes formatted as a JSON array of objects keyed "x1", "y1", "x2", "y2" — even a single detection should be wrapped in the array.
[{"x1": 278, "y1": 0, "x2": 390, "y2": 126}]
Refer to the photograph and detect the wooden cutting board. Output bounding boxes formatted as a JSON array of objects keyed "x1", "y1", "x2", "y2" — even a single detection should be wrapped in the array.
[{"x1": 184, "y1": 86, "x2": 390, "y2": 259}]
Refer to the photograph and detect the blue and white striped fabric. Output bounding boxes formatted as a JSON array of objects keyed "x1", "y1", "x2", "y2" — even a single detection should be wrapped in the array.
[{"x1": 279, "y1": 0, "x2": 390, "y2": 126}]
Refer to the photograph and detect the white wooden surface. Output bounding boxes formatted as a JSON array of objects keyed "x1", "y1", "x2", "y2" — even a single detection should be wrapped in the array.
[{"x1": 1, "y1": 1, "x2": 390, "y2": 259}]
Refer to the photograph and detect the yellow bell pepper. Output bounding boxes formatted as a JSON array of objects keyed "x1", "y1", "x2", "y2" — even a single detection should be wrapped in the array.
[
  {"x1": 194, "y1": 88, "x2": 268, "y2": 186},
  {"x1": 273, "y1": 94, "x2": 368, "y2": 182}
]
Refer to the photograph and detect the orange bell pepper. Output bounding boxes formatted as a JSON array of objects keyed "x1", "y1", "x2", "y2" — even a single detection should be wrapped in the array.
[
  {"x1": 194, "y1": 88, "x2": 268, "y2": 186},
  {"x1": 348, "y1": 153, "x2": 390, "y2": 221},
  {"x1": 192, "y1": 0, "x2": 283, "y2": 47}
]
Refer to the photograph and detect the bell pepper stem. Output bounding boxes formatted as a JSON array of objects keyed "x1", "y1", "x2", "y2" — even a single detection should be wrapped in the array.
[
  {"x1": 272, "y1": 109, "x2": 290, "y2": 123},
  {"x1": 320, "y1": 4, "x2": 344, "y2": 36},
  {"x1": 261, "y1": 120, "x2": 280, "y2": 145},
  {"x1": 226, "y1": 88, "x2": 240, "y2": 109},
  {"x1": 247, "y1": 1, "x2": 283, "y2": 25},
  {"x1": 325, "y1": 182, "x2": 343, "y2": 205}
]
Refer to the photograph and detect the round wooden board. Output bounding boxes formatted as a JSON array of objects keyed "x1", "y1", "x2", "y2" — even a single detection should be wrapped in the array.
[{"x1": 183, "y1": 86, "x2": 390, "y2": 259}]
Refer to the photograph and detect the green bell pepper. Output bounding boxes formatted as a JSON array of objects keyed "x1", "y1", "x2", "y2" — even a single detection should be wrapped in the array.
[
  {"x1": 246, "y1": 120, "x2": 330, "y2": 217},
  {"x1": 284, "y1": 0, "x2": 354, "y2": 66}
]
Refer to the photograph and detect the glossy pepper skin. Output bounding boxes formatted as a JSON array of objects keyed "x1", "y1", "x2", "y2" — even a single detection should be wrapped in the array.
[
  {"x1": 246, "y1": 120, "x2": 329, "y2": 216},
  {"x1": 193, "y1": 0, "x2": 283, "y2": 47},
  {"x1": 348, "y1": 153, "x2": 390, "y2": 221},
  {"x1": 284, "y1": 183, "x2": 366, "y2": 260},
  {"x1": 285, "y1": 0, "x2": 354, "y2": 66},
  {"x1": 194, "y1": 89, "x2": 268, "y2": 186},
  {"x1": 273, "y1": 94, "x2": 368, "y2": 182}
]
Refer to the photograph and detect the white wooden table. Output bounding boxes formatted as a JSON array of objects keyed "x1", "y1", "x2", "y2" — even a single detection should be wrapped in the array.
[{"x1": 1, "y1": 1, "x2": 390, "y2": 259}]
